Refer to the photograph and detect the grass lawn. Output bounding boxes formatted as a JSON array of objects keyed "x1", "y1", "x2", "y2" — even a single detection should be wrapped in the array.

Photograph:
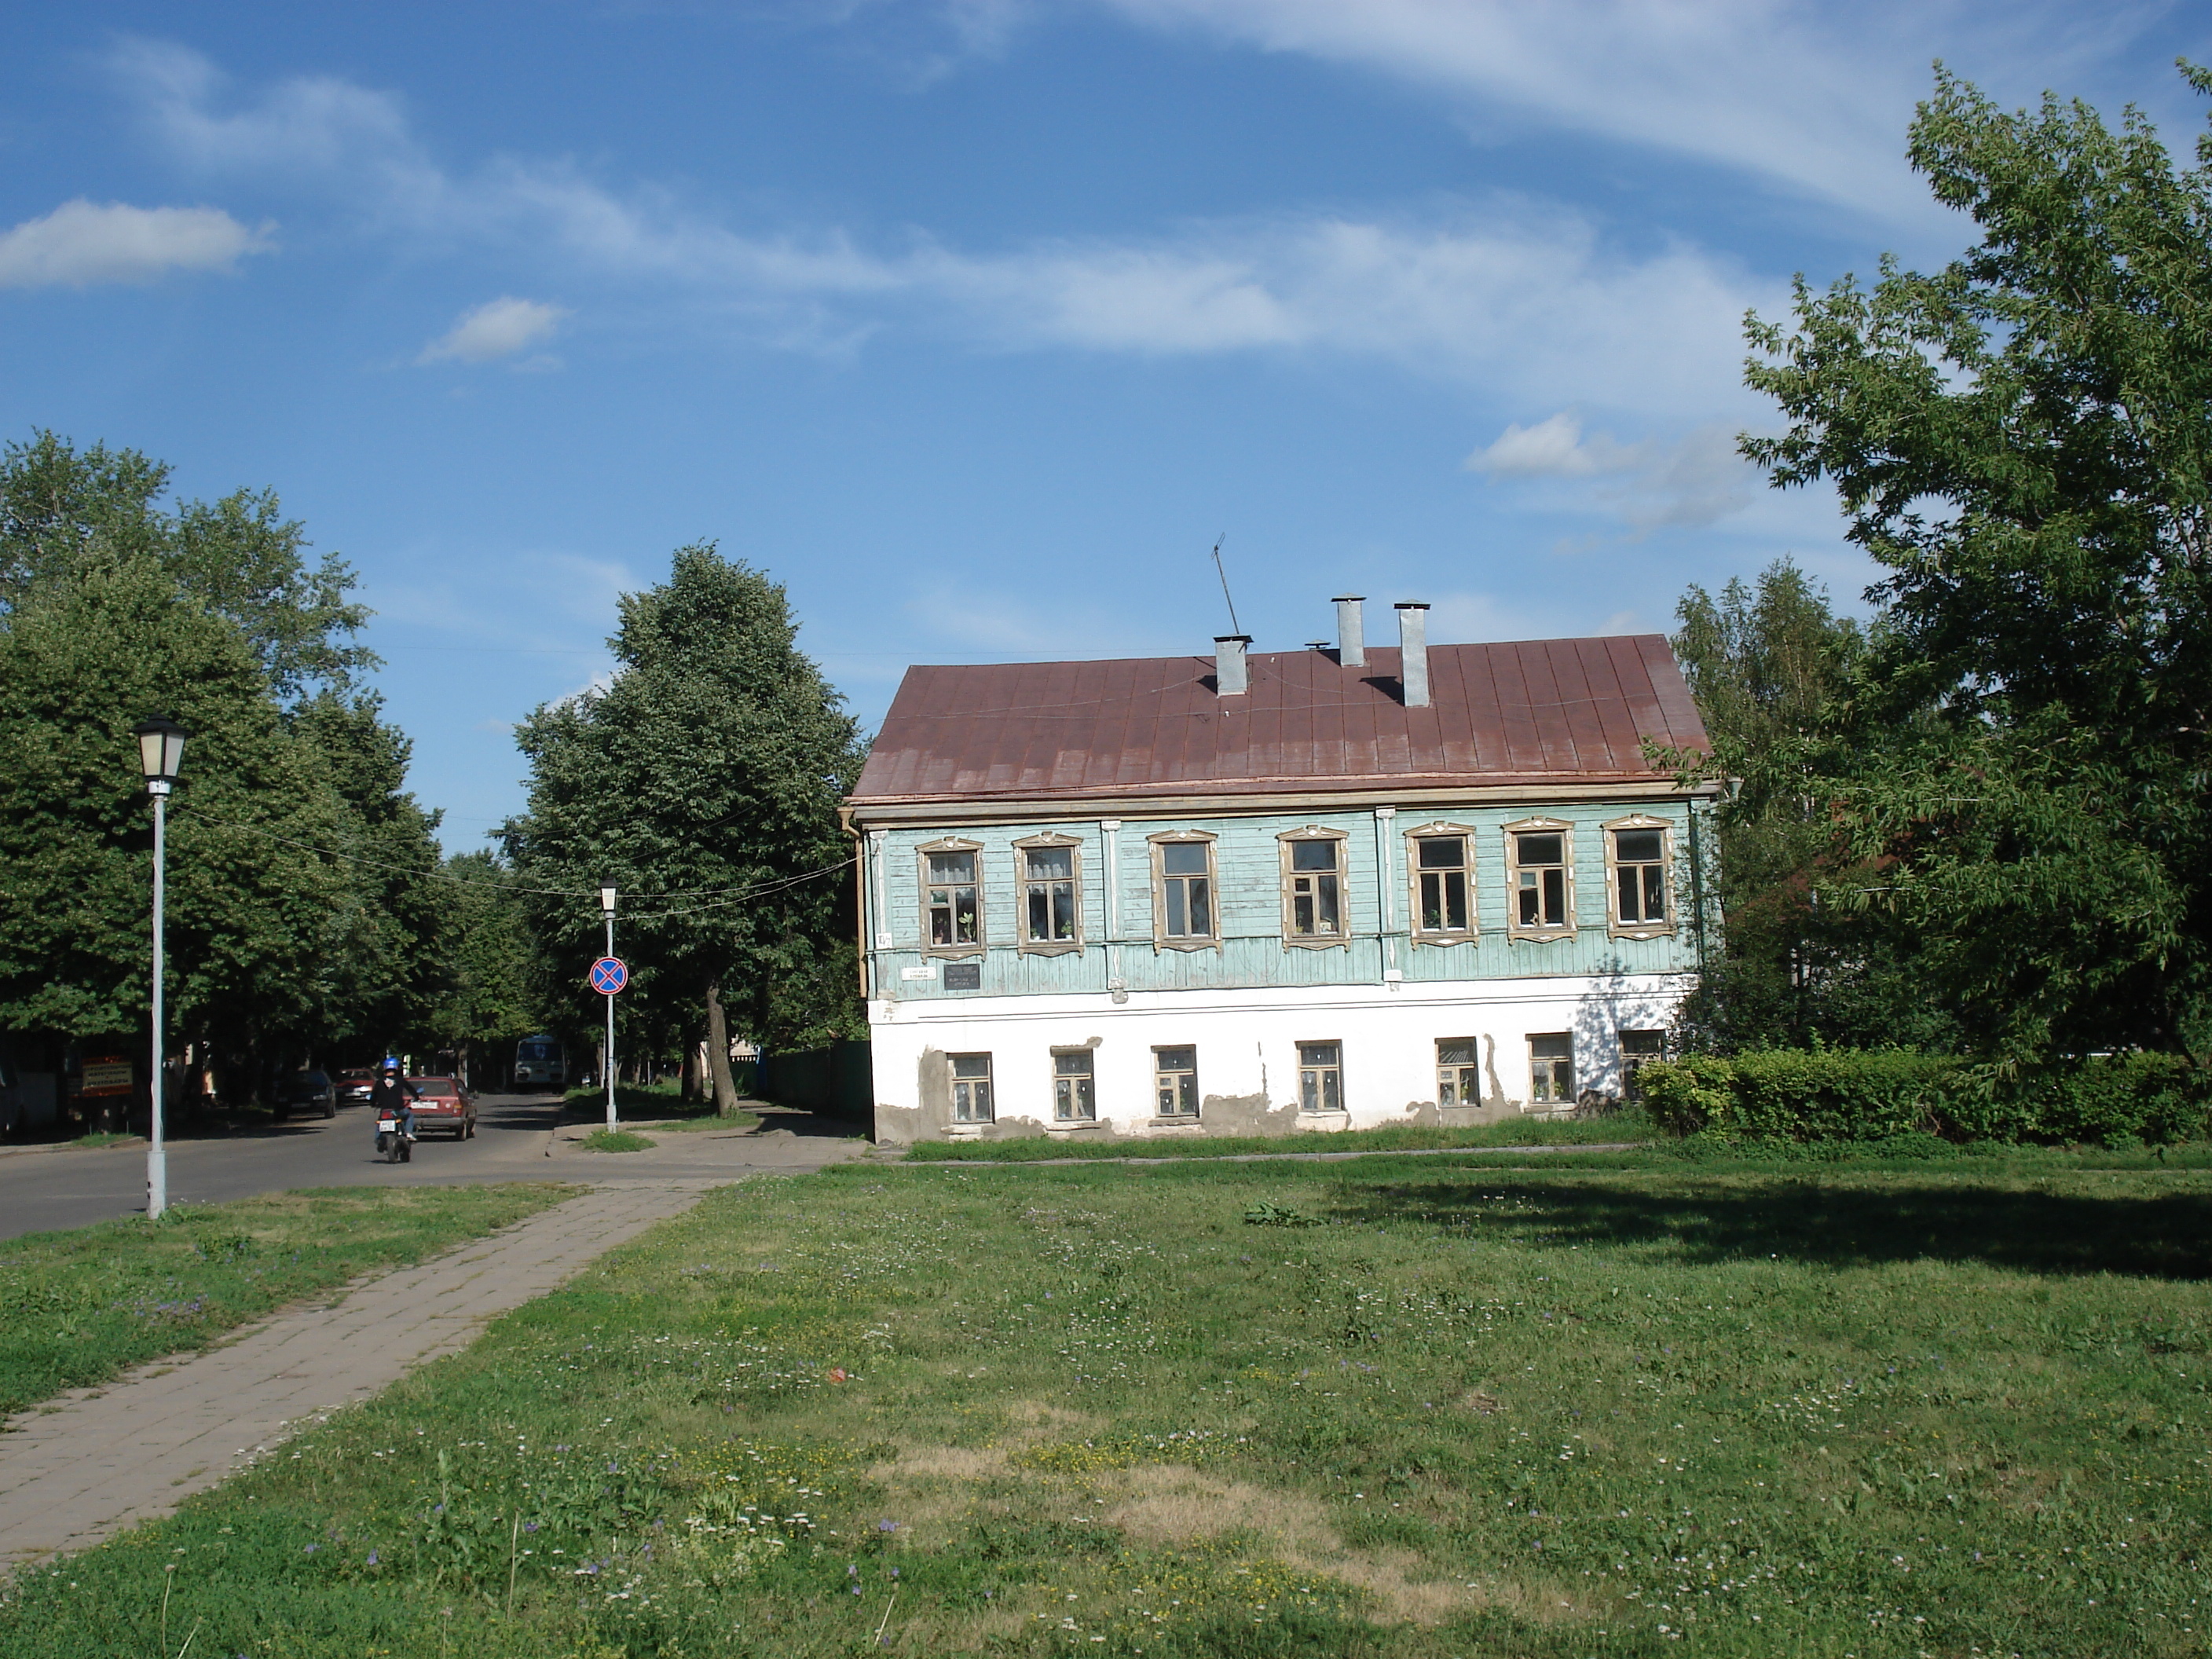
[
  {"x1": 0, "y1": 1185, "x2": 578, "y2": 1419},
  {"x1": 904, "y1": 1109, "x2": 1659, "y2": 1163},
  {"x1": 564, "y1": 1082, "x2": 762, "y2": 1134},
  {"x1": 578, "y1": 1129, "x2": 657, "y2": 1154},
  {"x1": 4, "y1": 1151, "x2": 2208, "y2": 1657}
]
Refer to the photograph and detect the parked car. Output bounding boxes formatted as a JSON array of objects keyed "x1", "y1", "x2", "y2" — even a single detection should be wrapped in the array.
[
  {"x1": 335, "y1": 1069, "x2": 377, "y2": 1107},
  {"x1": 405, "y1": 1075, "x2": 476, "y2": 1140},
  {"x1": 273, "y1": 1070, "x2": 337, "y2": 1121}
]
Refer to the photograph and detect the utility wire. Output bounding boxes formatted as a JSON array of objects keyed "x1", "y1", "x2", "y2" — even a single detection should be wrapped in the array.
[{"x1": 170, "y1": 804, "x2": 855, "y2": 905}]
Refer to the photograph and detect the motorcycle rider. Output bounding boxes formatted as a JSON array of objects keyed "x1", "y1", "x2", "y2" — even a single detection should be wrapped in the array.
[{"x1": 367, "y1": 1062, "x2": 419, "y2": 1154}]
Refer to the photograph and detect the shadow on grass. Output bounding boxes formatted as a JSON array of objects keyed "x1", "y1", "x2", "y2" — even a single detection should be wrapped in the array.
[{"x1": 1339, "y1": 1175, "x2": 2212, "y2": 1280}]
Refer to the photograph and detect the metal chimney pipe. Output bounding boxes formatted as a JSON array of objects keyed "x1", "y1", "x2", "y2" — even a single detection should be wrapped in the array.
[
  {"x1": 1214, "y1": 634, "x2": 1251, "y2": 696},
  {"x1": 1395, "y1": 603, "x2": 1430, "y2": 708},
  {"x1": 1333, "y1": 595, "x2": 1366, "y2": 667}
]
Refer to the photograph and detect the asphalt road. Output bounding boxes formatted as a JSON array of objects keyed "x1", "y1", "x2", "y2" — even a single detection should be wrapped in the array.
[{"x1": 0, "y1": 1092, "x2": 581, "y2": 1240}]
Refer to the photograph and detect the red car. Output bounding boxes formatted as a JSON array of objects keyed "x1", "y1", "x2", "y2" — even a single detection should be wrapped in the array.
[{"x1": 405, "y1": 1075, "x2": 477, "y2": 1140}]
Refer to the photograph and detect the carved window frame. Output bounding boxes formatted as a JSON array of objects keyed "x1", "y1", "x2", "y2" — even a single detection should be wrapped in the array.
[
  {"x1": 917, "y1": 836, "x2": 986, "y2": 960},
  {"x1": 1148, "y1": 830, "x2": 1220, "y2": 952},
  {"x1": 1503, "y1": 816, "x2": 1577, "y2": 942},
  {"x1": 1013, "y1": 832, "x2": 1084, "y2": 956},
  {"x1": 1277, "y1": 825, "x2": 1352, "y2": 950},
  {"x1": 1602, "y1": 814, "x2": 1676, "y2": 940},
  {"x1": 1404, "y1": 820, "x2": 1480, "y2": 945}
]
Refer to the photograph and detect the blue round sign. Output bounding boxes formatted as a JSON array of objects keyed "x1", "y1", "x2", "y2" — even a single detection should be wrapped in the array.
[{"x1": 588, "y1": 956, "x2": 628, "y2": 995}]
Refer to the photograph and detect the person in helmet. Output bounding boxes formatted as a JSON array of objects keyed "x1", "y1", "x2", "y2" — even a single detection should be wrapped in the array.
[{"x1": 367, "y1": 1062, "x2": 419, "y2": 1146}]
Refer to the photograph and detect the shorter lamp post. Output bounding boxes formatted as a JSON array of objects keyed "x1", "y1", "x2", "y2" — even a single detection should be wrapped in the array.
[
  {"x1": 599, "y1": 880, "x2": 618, "y2": 1132},
  {"x1": 134, "y1": 718, "x2": 189, "y2": 1221}
]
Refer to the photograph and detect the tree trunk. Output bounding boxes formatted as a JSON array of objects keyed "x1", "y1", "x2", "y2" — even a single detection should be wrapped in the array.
[{"x1": 705, "y1": 979, "x2": 741, "y2": 1115}]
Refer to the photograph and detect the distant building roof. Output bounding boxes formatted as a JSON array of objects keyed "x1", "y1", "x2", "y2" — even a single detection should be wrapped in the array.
[{"x1": 847, "y1": 635, "x2": 1709, "y2": 811}]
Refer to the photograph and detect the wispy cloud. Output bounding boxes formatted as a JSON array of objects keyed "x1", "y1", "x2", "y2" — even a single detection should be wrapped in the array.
[
  {"x1": 1466, "y1": 412, "x2": 1756, "y2": 533},
  {"x1": 113, "y1": 42, "x2": 1776, "y2": 415},
  {"x1": 1090, "y1": 0, "x2": 2158, "y2": 225},
  {"x1": 0, "y1": 199, "x2": 271, "y2": 289},
  {"x1": 417, "y1": 295, "x2": 572, "y2": 364}
]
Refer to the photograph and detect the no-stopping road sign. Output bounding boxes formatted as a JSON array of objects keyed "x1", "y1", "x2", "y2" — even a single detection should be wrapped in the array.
[{"x1": 588, "y1": 956, "x2": 628, "y2": 995}]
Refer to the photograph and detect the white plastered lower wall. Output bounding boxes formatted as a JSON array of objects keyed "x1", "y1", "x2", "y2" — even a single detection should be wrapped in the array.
[{"x1": 866, "y1": 972, "x2": 1692, "y2": 1144}]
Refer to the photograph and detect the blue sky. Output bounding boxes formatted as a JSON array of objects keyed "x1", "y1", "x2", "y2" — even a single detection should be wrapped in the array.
[{"x1": 5, "y1": 2, "x2": 2209, "y2": 850}]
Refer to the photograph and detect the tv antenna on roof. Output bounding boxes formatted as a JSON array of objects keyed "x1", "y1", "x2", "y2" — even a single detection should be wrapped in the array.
[{"x1": 1209, "y1": 533, "x2": 1243, "y2": 637}]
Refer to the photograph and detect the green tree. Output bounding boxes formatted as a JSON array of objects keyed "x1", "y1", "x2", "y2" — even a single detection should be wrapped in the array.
[
  {"x1": 0, "y1": 559, "x2": 348, "y2": 1075},
  {"x1": 1666, "y1": 562, "x2": 1953, "y2": 1050},
  {"x1": 504, "y1": 544, "x2": 865, "y2": 1108},
  {"x1": 0, "y1": 432, "x2": 445, "y2": 1099},
  {"x1": 1740, "y1": 65, "x2": 2212, "y2": 1060},
  {"x1": 1, "y1": 431, "x2": 372, "y2": 699},
  {"x1": 427, "y1": 851, "x2": 545, "y2": 1086},
  {"x1": 292, "y1": 691, "x2": 446, "y2": 1060}
]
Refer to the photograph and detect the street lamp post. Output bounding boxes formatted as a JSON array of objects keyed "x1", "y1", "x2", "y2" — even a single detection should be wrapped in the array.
[
  {"x1": 134, "y1": 719, "x2": 189, "y2": 1221},
  {"x1": 599, "y1": 880, "x2": 618, "y2": 1133}
]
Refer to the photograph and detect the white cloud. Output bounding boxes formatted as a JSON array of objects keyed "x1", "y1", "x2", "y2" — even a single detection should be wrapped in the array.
[
  {"x1": 0, "y1": 199, "x2": 270, "y2": 289},
  {"x1": 417, "y1": 296, "x2": 572, "y2": 364},
  {"x1": 110, "y1": 41, "x2": 1777, "y2": 413},
  {"x1": 1467, "y1": 412, "x2": 1755, "y2": 532},
  {"x1": 1090, "y1": 0, "x2": 2158, "y2": 226}
]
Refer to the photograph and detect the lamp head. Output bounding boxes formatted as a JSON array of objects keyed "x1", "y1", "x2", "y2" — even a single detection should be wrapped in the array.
[
  {"x1": 134, "y1": 718, "x2": 189, "y2": 789},
  {"x1": 598, "y1": 879, "x2": 618, "y2": 916}
]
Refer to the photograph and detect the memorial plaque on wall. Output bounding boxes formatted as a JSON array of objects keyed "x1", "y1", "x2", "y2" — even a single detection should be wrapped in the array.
[{"x1": 942, "y1": 962, "x2": 982, "y2": 991}]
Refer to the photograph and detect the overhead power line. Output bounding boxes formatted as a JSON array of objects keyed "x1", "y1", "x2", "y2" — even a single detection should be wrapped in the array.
[{"x1": 170, "y1": 805, "x2": 855, "y2": 906}]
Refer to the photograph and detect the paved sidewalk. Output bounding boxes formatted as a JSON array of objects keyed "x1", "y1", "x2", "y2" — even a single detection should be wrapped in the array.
[{"x1": 0, "y1": 1181, "x2": 720, "y2": 1569}]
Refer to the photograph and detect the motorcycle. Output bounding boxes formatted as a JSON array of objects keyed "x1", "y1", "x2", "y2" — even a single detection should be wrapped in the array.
[{"x1": 375, "y1": 1110, "x2": 416, "y2": 1163}]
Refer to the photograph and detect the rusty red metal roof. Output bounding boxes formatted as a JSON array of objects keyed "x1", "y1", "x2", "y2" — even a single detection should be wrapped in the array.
[{"x1": 848, "y1": 636, "x2": 1709, "y2": 809}]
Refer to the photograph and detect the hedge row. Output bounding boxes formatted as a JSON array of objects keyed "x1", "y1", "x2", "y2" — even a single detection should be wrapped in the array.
[{"x1": 1638, "y1": 1048, "x2": 2210, "y2": 1148}]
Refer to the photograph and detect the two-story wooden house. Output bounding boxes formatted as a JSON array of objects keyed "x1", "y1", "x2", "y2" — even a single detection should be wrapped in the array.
[{"x1": 842, "y1": 598, "x2": 1714, "y2": 1144}]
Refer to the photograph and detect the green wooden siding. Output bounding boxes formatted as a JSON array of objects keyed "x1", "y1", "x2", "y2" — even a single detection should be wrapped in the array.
[{"x1": 868, "y1": 802, "x2": 1700, "y2": 1001}]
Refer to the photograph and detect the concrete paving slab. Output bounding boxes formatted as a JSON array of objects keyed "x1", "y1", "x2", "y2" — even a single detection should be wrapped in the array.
[{"x1": 0, "y1": 1180, "x2": 723, "y2": 1569}]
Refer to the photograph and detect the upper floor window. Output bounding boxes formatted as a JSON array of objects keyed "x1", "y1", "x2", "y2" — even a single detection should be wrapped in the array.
[
  {"x1": 1409, "y1": 826, "x2": 1476, "y2": 939},
  {"x1": 1606, "y1": 818, "x2": 1672, "y2": 936},
  {"x1": 919, "y1": 840, "x2": 984, "y2": 954},
  {"x1": 1281, "y1": 828, "x2": 1349, "y2": 944},
  {"x1": 1506, "y1": 820, "x2": 1574, "y2": 937},
  {"x1": 1151, "y1": 833, "x2": 1218, "y2": 947},
  {"x1": 1018, "y1": 837, "x2": 1082, "y2": 952}
]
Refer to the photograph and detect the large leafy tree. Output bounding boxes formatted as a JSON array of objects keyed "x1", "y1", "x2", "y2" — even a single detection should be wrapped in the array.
[
  {"x1": 426, "y1": 851, "x2": 546, "y2": 1086},
  {"x1": 504, "y1": 544, "x2": 864, "y2": 1108},
  {"x1": 0, "y1": 558, "x2": 347, "y2": 1068},
  {"x1": 1665, "y1": 562, "x2": 1955, "y2": 1051},
  {"x1": 1741, "y1": 66, "x2": 2212, "y2": 1060},
  {"x1": 0, "y1": 432, "x2": 445, "y2": 1098}
]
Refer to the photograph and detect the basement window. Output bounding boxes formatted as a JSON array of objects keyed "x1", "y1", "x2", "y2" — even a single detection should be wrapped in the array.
[
  {"x1": 950, "y1": 1053, "x2": 994, "y2": 1122},
  {"x1": 1153, "y1": 1046, "x2": 1199, "y2": 1118},
  {"x1": 1298, "y1": 1042, "x2": 1343, "y2": 1113},
  {"x1": 1528, "y1": 1034, "x2": 1574, "y2": 1107},
  {"x1": 1053, "y1": 1050, "x2": 1097, "y2": 1122},
  {"x1": 1436, "y1": 1038, "x2": 1480, "y2": 1106},
  {"x1": 1620, "y1": 1030, "x2": 1666, "y2": 1101}
]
